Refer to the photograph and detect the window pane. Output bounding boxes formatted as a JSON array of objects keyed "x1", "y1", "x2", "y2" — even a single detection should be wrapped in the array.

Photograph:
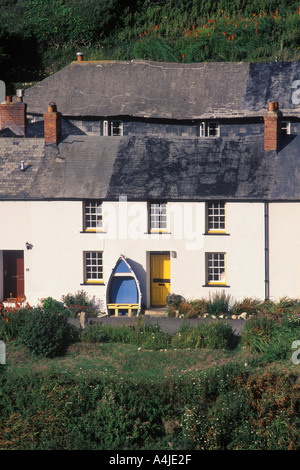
[
  {"x1": 207, "y1": 253, "x2": 226, "y2": 284},
  {"x1": 84, "y1": 200, "x2": 102, "y2": 229},
  {"x1": 149, "y1": 203, "x2": 167, "y2": 230},
  {"x1": 85, "y1": 251, "x2": 103, "y2": 281},
  {"x1": 207, "y1": 202, "x2": 226, "y2": 231}
]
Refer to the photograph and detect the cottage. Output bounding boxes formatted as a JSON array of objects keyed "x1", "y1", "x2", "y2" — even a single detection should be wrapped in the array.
[{"x1": 0, "y1": 57, "x2": 299, "y2": 313}]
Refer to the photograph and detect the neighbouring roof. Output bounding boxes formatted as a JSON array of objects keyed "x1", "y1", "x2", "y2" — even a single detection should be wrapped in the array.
[
  {"x1": 0, "y1": 135, "x2": 299, "y2": 201},
  {"x1": 23, "y1": 60, "x2": 300, "y2": 119}
]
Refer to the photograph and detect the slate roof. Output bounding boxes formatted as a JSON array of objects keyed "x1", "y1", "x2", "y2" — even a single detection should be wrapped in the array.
[
  {"x1": 23, "y1": 60, "x2": 300, "y2": 119},
  {"x1": 1, "y1": 134, "x2": 298, "y2": 201},
  {"x1": 0, "y1": 138, "x2": 45, "y2": 199},
  {"x1": 1, "y1": 59, "x2": 299, "y2": 202}
]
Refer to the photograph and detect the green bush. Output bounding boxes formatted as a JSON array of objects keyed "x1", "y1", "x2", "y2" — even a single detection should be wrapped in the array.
[
  {"x1": 81, "y1": 320, "x2": 171, "y2": 349},
  {"x1": 20, "y1": 308, "x2": 73, "y2": 358},
  {"x1": 171, "y1": 321, "x2": 235, "y2": 350},
  {"x1": 42, "y1": 296, "x2": 65, "y2": 314},
  {"x1": 0, "y1": 307, "x2": 31, "y2": 341},
  {"x1": 61, "y1": 290, "x2": 97, "y2": 317},
  {"x1": 242, "y1": 313, "x2": 300, "y2": 361},
  {"x1": 183, "y1": 369, "x2": 298, "y2": 450},
  {"x1": 207, "y1": 291, "x2": 232, "y2": 316}
]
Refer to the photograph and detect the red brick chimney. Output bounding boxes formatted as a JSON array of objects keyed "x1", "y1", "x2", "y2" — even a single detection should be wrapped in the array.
[
  {"x1": 43, "y1": 102, "x2": 61, "y2": 144},
  {"x1": 0, "y1": 98, "x2": 27, "y2": 136},
  {"x1": 264, "y1": 101, "x2": 282, "y2": 151}
]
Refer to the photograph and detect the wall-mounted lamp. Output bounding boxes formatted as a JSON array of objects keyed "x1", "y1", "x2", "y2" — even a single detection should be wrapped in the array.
[
  {"x1": 171, "y1": 251, "x2": 177, "y2": 258},
  {"x1": 26, "y1": 242, "x2": 33, "y2": 250}
]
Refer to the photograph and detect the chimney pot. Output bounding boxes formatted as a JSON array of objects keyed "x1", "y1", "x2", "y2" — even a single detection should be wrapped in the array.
[
  {"x1": 48, "y1": 102, "x2": 57, "y2": 112},
  {"x1": 16, "y1": 89, "x2": 24, "y2": 102},
  {"x1": 76, "y1": 52, "x2": 84, "y2": 62},
  {"x1": 269, "y1": 102, "x2": 278, "y2": 112}
]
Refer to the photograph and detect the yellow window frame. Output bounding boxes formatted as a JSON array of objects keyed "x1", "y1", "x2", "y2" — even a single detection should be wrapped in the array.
[
  {"x1": 206, "y1": 252, "x2": 227, "y2": 286},
  {"x1": 206, "y1": 201, "x2": 227, "y2": 234}
]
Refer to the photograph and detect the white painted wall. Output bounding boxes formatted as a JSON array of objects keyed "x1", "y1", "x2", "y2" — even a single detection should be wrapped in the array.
[
  {"x1": 269, "y1": 203, "x2": 300, "y2": 300},
  {"x1": 0, "y1": 200, "x2": 298, "y2": 311}
]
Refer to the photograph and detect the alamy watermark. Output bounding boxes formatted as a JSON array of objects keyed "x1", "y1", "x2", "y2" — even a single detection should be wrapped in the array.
[
  {"x1": 292, "y1": 340, "x2": 300, "y2": 365},
  {"x1": 292, "y1": 80, "x2": 300, "y2": 104},
  {"x1": 98, "y1": 196, "x2": 205, "y2": 250}
]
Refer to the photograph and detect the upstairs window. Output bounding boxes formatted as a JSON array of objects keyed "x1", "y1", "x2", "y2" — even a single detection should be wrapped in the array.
[
  {"x1": 103, "y1": 120, "x2": 123, "y2": 136},
  {"x1": 83, "y1": 200, "x2": 103, "y2": 231},
  {"x1": 149, "y1": 202, "x2": 167, "y2": 232},
  {"x1": 206, "y1": 202, "x2": 226, "y2": 233},
  {"x1": 200, "y1": 121, "x2": 220, "y2": 137}
]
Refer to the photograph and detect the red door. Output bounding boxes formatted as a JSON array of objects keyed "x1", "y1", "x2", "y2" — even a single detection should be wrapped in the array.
[{"x1": 3, "y1": 251, "x2": 24, "y2": 300}]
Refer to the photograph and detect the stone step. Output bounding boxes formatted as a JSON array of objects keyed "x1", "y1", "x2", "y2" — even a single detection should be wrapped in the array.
[{"x1": 144, "y1": 307, "x2": 169, "y2": 317}]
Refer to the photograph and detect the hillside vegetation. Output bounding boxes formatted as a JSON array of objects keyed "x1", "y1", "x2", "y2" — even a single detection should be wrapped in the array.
[{"x1": 1, "y1": 0, "x2": 300, "y2": 89}]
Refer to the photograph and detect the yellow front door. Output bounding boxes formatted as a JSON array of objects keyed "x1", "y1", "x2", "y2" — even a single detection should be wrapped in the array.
[{"x1": 151, "y1": 254, "x2": 171, "y2": 306}]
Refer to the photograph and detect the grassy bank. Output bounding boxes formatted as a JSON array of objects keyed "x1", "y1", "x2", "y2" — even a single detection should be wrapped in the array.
[{"x1": 0, "y1": 305, "x2": 299, "y2": 450}]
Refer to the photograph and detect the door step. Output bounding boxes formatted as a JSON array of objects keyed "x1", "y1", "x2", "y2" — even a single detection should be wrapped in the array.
[{"x1": 144, "y1": 307, "x2": 169, "y2": 317}]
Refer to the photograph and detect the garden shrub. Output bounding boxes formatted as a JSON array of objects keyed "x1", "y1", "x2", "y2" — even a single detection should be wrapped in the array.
[
  {"x1": 242, "y1": 314, "x2": 279, "y2": 353},
  {"x1": 61, "y1": 290, "x2": 97, "y2": 317},
  {"x1": 171, "y1": 321, "x2": 235, "y2": 350},
  {"x1": 42, "y1": 296, "x2": 65, "y2": 314},
  {"x1": 183, "y1": 369, "x2": 298, "y2": 450},
  {"x1": 20, "y1": 308, "x2": 74, "y2": 358},
  {"x1": 242, "y1": 313, "x2": 300, "y2": 361},
  {"x1": 81, "y1": 320, "x2": 171, "y2": 349},
  {"x1": 207, "y1": 291, "x2": 232, "y2": 316},
  {"x1": 189, "y1": 298, "x2": 208, "y2": 316},
  {"x1": 231, "y1": 297, "x2": 262, "y2": 316},
  {"x1": 0, "y1": 307, "x2": 31, "y2": 341}
]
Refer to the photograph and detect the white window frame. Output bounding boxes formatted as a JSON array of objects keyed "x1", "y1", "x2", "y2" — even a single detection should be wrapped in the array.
[
  {"x1": 103, "y1": 120, "x2": 123, "y2": 136},
  {"x1": 206, "y1": 201, "x2": 226, "y2": 233},
  {"x1": 83, "y1": 200, "x2": 103, "y2": 231},
  {"x1": 200, "y1": 121, "x2": 220, "y2": 138},
  {"x1": 149, "y1": 202, "x2": 168, "y2": 232},
  {"x1": 84, "y1": 251, "x2": 104, "y2": 283},
  {"x1": 206, "y1": 252, "x2": 226, "y2": 285}
]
